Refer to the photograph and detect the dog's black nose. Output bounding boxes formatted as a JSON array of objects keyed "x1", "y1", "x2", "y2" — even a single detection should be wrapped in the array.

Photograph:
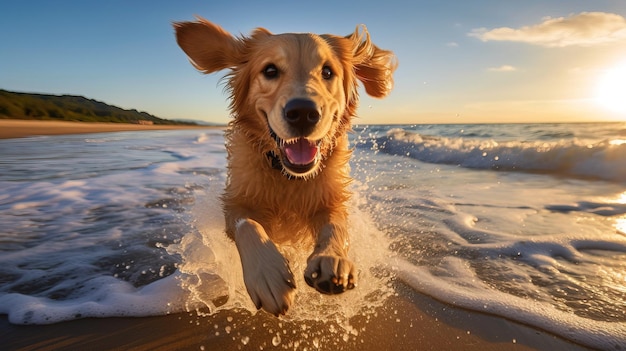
[{"x1": 283, "y1": 99, "x2": 320, "y2": 135}]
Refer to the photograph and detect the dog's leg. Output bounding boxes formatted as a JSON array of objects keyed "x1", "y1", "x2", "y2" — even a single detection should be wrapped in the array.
[
  {"x1": 304, "y1": 221, "x2": 357, "y2": 294},
  {"x1": 234, "y1": 218, "x2": 296, "y2": 316}
]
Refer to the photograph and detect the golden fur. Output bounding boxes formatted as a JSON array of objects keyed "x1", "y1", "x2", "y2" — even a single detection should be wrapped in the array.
[{"x1": 175, "y1": 17, "x2": 396, "y2": 316}]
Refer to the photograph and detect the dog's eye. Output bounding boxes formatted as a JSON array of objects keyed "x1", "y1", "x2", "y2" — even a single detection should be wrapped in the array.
[
  {"x1": 263, "y1": 64, "x2": 279, "y2": 79},
  {"x1": 322, "y1": 66, "x2": 333, "y2": 80}
]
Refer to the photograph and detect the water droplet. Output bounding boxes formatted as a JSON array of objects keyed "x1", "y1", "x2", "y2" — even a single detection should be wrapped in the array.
[
  {"x1": 272, "y1": 334, "x2": 281, "y2": 346},
  {"x1": 241, "y1": 336, "x2": 250, "y2": 345}
]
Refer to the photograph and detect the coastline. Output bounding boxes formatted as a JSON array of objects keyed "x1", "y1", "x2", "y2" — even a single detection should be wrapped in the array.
[
  {"x1": 0, "y1": 121, "x2": 597, "y2": 350},
  {"x1": 0, "y1": 284, "x2": 590, "y2": 351},
  {"x1": 0, "y1": 119, "x2": 223, "y2": 139}
]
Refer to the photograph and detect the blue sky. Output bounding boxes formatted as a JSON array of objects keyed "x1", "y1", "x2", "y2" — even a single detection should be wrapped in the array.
[{"x1": 2, "y1": 0, "x2": 626, "y2": 124}]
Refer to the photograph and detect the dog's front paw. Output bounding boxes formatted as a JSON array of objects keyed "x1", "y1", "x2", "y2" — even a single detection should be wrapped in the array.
[
  {"x1": 241, "y1": 248, "x2": 296, "y2": 316},
  {"x1": 304, "y1": 255, "x2": 356, "y2": 294},
  {"x1": 235, "y1": 219, "x2": 296, "y2": 316}
]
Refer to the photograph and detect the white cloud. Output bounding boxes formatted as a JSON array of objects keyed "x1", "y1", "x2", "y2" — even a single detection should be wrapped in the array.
[
  {"x1": 469, "y1": 12, "x2": 626, "y2": 47},
  {"x1": 446, "y1": 41, "x2": 459, "y2": 47},
  {"x1": 488, "y1": 65, "x2": 517, "y2": 72}
]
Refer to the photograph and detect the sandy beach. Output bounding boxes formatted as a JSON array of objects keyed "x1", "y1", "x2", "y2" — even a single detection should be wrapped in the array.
[
  {"x1": 0, "y1": 119, "x2": 221, "y2": 139},
  {"x1": 0, "y1": 284, "x2": 589, "y2": 351}
]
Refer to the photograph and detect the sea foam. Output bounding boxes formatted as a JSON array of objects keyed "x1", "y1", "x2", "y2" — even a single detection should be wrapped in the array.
[{"x1": 394, "y1": 257, "x2": 626, "y2": 350}]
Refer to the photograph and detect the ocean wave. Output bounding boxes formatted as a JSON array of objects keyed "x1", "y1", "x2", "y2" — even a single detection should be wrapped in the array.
[
  {"x1": 364, "y1": 128, "x2": 626, "y2": 182},
  {"x1": 393, "y1": 256, "x2": 626, "y2": 350}
]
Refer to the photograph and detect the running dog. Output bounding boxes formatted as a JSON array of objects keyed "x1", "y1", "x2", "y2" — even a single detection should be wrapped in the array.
[{"x1": 174, "y1": 17, "x2": 396, "y2": 315}]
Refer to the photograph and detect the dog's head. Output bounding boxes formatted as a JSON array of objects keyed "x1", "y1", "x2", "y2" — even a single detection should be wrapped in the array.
[{"x1": 175, "y1": 17, "x2": 397, "y2": 178}]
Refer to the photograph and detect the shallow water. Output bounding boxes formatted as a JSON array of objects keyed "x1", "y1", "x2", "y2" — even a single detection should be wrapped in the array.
[{"x1": 1, "y1": 123, "x2": 625, "y2": 349}]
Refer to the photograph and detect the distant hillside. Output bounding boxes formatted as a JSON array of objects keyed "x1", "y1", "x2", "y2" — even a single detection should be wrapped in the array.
[{"x1": 0, "y1": 89, "x2": 195, "y2": 125}]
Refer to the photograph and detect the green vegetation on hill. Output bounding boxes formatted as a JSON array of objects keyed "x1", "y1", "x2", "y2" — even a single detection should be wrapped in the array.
[{"x1": 0, "y1": 89, "x2": 195, "y2": 125}]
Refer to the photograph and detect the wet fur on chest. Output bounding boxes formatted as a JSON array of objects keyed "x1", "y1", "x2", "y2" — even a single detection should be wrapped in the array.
[{"x1": 222, "y1": 129, "x2": 352, "y2": 244}]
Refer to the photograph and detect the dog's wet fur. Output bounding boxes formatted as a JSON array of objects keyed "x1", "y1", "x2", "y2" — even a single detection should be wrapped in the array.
[{"x1": 175, "y1": 17, "x2": 397, "y2": 316}]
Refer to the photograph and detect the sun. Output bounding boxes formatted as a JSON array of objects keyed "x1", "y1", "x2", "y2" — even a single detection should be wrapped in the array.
[{"x1": 594, "y1": 63, "x2": 626, "y2": 114}]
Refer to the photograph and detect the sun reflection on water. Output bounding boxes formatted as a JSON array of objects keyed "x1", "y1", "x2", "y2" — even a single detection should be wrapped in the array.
[
  {"x1": 611, "y1": 192, "x2": 626, "y2": 234},
  {"x1": 617, "y1": 218, "x2": 626, "y2": 235},
  {"x1": 617, "y1": 192, "x2": 626, "y2": 204}
]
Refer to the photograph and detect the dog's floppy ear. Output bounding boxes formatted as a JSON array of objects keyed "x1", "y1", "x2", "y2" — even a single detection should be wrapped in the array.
[
  {"x1": 174, "y1": 16, "x2": 243, "y2": 74},
  {"x1": 347, "y1": 25, "x2": 398, "y2": 98}
]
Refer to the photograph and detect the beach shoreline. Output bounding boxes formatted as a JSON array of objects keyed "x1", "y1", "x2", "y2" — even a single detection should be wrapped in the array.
[
  {"x1": 0, "y1": 283, "x2": 590, "y2": 351},
  {"x1": 0, "y1": 119, "x2": 223, "y2": 139},
  {"x1": 0, "y1": 122, "x2": 601, "y2": 350}
]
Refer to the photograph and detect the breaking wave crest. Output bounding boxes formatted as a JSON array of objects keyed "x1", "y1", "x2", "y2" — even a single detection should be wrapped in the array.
[{"x1": 362, "y1": 128, "x2": 626, "y2": 182}]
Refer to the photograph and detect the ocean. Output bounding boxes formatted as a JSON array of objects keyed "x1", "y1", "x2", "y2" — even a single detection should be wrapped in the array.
[{"x1": 1, "y1": 123, "x2": 625, "y2": 349}]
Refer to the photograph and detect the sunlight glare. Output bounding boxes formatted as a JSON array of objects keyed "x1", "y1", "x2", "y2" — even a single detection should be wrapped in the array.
[
  {"x1": 617, "y1": 218, "x2": 626, "y2": 235},
  {"x1": 595, "y1": 63, "x2": 626, "y2": 114},
  {"x1": 607, "y1": 192, "x2": 626, "y2": 236},
  {"x1": 616, "y1": 191, "x2": 626, "y2": 205}
]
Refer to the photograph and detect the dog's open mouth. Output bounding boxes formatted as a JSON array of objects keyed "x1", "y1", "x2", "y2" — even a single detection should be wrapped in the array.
[{"x1": 278, "y1": 137, "x2": 321, "y2": 174}]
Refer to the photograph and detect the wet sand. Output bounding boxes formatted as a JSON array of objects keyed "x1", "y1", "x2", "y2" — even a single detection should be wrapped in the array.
[
  {"x1": 0, "y1": 119, "x2": 222, "y2": 139},
  {"x1": 0, "y1": 284, "x2": 590, "y2": 351}
]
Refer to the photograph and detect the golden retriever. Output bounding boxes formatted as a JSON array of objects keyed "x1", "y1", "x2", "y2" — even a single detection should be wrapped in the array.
[{"x1": 174, "y1": 17, "x2": 397, "y2": 316}]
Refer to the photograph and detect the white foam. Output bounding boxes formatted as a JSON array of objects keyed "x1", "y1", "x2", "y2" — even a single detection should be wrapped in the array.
[
  {"x1": 393, "y1": 257, "x2": 626, "y2": 350},
  {"x1": 0, "y1": 130, "x2": 228, "y2": 325},
  {"x1": 0, "y1": 273, "x2": 187, "y2": 325}
]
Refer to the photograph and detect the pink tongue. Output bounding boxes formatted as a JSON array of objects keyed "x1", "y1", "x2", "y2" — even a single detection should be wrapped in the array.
[{"x1": 283, "y1": 138, "x2": 318, "y2": 165}]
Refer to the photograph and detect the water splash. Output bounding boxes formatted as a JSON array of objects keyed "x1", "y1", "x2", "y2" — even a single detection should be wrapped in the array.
[{"x1": 168, "y1": 183, "x2": 396, "y2": 331}]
